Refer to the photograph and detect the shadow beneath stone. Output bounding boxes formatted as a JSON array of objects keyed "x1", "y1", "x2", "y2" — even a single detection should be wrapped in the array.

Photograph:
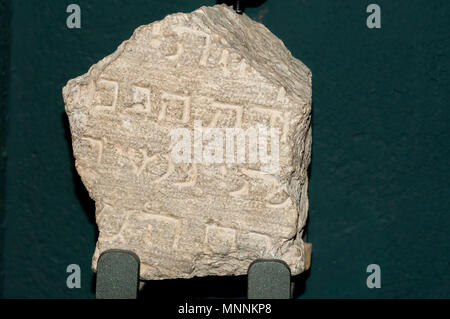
[
  {"x1": 139, "y1": 275, "x2": 247, "y2": 299},
  {"x1": 291, "y1": 268, "x2": 311, "y2": 299},
  {"x1": 91, "y1": 273, "x2": 97, "y2": 298}
]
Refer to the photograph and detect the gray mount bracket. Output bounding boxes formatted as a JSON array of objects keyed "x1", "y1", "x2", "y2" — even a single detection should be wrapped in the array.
[
  {"x1": 95, "y1": 250, "x2": 292, "y2": 299},
  {"x1": 96, "y1": 249, "x2": 140, "y2": 299},
  {"x1": 247, "y1": 259, "x2": 292, "y2": 299}
]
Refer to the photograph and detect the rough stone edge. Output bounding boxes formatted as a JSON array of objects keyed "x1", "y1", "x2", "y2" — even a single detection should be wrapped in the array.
[{"x1": 62, "y1": 4, "x2": 313, "y2": 279}]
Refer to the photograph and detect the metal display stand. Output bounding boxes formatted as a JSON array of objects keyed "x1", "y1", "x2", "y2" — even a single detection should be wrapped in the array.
[
  {"x1": 96, "y1": 249, "x2": 140, "y2": 299},
  {"x1": 247, "y1": 259, "x2": 292, "y2": 299},
  {"x1": 96, "y1": 249, "x2": 292, "y2": 299}
]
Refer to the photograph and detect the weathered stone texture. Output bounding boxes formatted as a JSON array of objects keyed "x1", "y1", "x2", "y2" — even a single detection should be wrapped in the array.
[{"x1": 63, "y1": 4, "x2": 312, "y2": 280}]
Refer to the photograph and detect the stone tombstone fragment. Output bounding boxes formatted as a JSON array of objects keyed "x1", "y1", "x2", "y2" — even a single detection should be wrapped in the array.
[{"x1": 63, "y1": 4, "x2": 312, "y2": 280}]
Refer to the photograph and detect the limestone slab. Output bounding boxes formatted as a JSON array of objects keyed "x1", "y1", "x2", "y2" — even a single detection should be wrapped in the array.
[{"x1": 63, "y1": 4, "x2": 312, "y2": 280}]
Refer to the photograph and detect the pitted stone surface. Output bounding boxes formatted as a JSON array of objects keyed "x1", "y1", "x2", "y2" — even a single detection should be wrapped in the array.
[{"x1": 63, "y1": 4, "x2": 312, "y2": 280}]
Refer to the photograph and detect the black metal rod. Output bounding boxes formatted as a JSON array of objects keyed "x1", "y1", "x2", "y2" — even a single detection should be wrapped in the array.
[{"x1": 235, "y1": 0, "x2": 244, "y2": 14}]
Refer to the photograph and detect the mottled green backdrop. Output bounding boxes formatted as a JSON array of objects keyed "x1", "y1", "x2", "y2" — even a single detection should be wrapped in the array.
[{"x1": 1, "y1": 0, "x2": 449, "y2": 298}]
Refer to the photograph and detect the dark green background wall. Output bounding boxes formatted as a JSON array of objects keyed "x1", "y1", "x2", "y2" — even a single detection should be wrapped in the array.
[{"x1": 1, "y1": 0, "x2": 449, "y2": 298}]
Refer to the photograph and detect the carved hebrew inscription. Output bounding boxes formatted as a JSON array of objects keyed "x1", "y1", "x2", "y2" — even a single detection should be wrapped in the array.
[
  {"x1": 129, "y1": 85, "x2": 151, "y2": 113},
  {"x1": 94, "y1": 79, "x2": 118, "y2": 112},
  {"x1": 63, "y1": 4, "x2": 312, "y2": 280}
]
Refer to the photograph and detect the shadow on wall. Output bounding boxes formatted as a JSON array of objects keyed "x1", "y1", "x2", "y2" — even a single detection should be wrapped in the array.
[
  {"x1": 62, "y1": 113, "x2": 97, "y2": 231},
  {"x1": 62, "y1": 112, "x2": 98, "y2": 295}
]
